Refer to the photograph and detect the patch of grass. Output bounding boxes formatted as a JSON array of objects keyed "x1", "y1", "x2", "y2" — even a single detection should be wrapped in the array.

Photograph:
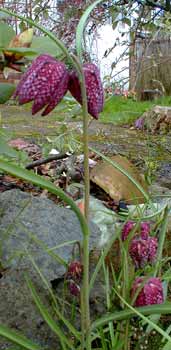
[{"x1": 100, "y1": 95, "x2": 171, "y2": 125}]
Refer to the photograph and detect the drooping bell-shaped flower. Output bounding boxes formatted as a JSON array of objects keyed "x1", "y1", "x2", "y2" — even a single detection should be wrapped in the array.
[
  {"x1": 68, "y1": 63, "x2": 104, "y2": 119},
  {"x1": 121, "y1": 221, "x2": 135, "y2": 241},
  {"x1": 131, "y1": 277, "x2": 164, "y2": 307},
  {"x1": 129, "y1": 235, "x2": 158, "y2": 268},
  {"x1": 66, "y1": 260, "x2": 83, "y2": 296},
  {"x1": 66, "y1": 260, "x2": 83, "y2": 281},
  {"x1": 14, "y1": 54, "x2": 69, "y2": 116},
  {"x1": 140, "y1": 222, "x2": 150, "y2": 239}
]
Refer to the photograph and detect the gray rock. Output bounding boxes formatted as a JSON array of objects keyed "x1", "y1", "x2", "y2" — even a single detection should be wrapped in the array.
[
  {"x1": 0, "y1": 189, "x2": 100, "y2": 281},
  {"x1": 0, "y1": 268, "x2": 61, "y2": 349},
  {"x1": 0, "y1": 189, "x2": 101, "y2": 349}
]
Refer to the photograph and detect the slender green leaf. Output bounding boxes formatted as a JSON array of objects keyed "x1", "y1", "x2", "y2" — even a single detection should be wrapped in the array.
[
  {"x1": 0, "y1": 138, "x2": 20, "y2": 158},
  {"x1": 0, "y1": 324, "x2": 40, "y2": 350},
  {"x1": 0, "y1": 83, "x2": 15, "y2": 104},
  {"x1": 113, "y1": 289, "x2": 171, "y2": 343},
  {"x1": 76, "y1": 0, "x2": 105, "y2": 61},
  {"x1": 26, "y1": 277, "x2": 75, "y2": 349},
  {"x1": 30, "y1": 36, "x2": 62, "y2": 58},
  {"x1": 4, "y1": 47, "x2": 37, "y2": 56},
  {"x1": 27, "y1": 253, "x2": 80, "y2": 341},
  {"x1": 0, "y1": 22, "x2": 15, "y2": 48},
  {"x1": 91, "y1": 302, "x2": 171, "y2": 330}
]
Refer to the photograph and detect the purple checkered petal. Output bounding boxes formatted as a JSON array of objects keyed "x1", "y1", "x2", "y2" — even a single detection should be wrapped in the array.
[
  {"x1": 42, "y1": 69, "x2": 69, "y2": 116},
  {"x1": 14, "y1": 54, "x2": 56, "y2": 99},
  {"x1": 129, "y1": 235, "x2": 158, "y2": 268},
  {"x1": 68, "y1": 63, "x2": 104, "y2": 119},
  {"x1": 129, "y1": 238, "x2": 149, "y2": 268},
  {"x1": 14, "y1": 54, "x2": 69, "y2": 116},
  {"x1": 131, "y1": 277, "x2": 164, "y2": 306},
  {"x1": 121, "y1": 221, "x2": 135, "y2": 241},
  {"x1": 148, "y1": 237, "x2": 158, "y2": 262},
  {"x1": 140, "y1": 222, "x2": 151, "y2": 239}
]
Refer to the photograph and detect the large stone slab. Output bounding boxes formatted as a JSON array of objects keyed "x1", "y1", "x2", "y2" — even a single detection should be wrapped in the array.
[
  {"x1": 0, "y1": 189, "x2": 100, "y2": 281},
  {"x1": 0, "y1": 189, "x2": 102, "y2": 349}
]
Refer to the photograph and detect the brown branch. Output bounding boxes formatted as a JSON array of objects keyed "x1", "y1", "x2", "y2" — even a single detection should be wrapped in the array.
[{"x1": 25, "y1": 153, "x2": 68, "y2": 170}]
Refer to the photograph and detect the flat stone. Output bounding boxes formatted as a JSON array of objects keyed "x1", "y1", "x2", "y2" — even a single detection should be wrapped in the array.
[{"x1": 0, "y1": 189, "x2": 100, "y2": 281}]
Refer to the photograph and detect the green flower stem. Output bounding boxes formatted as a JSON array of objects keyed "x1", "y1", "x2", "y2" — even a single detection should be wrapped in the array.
[
  {"x1": 0, "y1": 8, "x2": 91, "y2": 348},
  {"x1": 71, "y1": 55, "x2": 91, "y2": 349}
]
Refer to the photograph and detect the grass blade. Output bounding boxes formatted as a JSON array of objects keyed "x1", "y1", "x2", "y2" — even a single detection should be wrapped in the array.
[
  {"x1": 0, "y1": 324, "x2": 41, "y2": 350},
  {"x1": 91, "y1": 302, "x2": 171, "y2": 330},
  {"x1": 26, "y1": 277, "x2": 75, "y2": 349},
  {"x1": 27, "y1": 252, "x2": 80, "y2": 342}
]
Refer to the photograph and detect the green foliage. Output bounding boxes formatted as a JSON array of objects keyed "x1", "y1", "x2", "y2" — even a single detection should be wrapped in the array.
[
  {"x1": 0, "y1": 324, "x2": 40, "y2": 350},
  {"x1": 0, "y1": 21, "x2": 15, "y2": 48},
  {"x1": 42, "y1": 124, "x2": 81, "y2": 156},
  {"x1": 30, "y1": 36, "x2": 63, "y2": 59},
  {"x1": 4, "y1": 47, "x2": 37, "y2": 56},
  {"x1": 100, "y1": 96, "x2": 171, "y2": 124},
  {"x1": 0, "y1": 83, "x2": 15, "y2": 104},
  {"x1": 0, "y1": 129, "x2": 29, "y2": 166},
  {"x1": 0, "y1": 3, "x2": 171, "y2": 350}
]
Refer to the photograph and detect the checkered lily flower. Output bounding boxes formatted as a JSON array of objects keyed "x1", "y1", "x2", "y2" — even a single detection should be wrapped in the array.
[
  {"x1": 14, "y1": 54, "x2": 69, "y2": 116},
  {"x1": 68, "y1": 63, "x2": 104, "y2": 119},
  {"x1": 131, "y1": 277, "x2": 164, "y2": 306}
]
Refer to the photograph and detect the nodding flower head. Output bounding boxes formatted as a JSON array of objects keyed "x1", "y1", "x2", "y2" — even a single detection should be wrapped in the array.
[
  {"x1": 66, "y1": 260, "x2": 83, "y2": 281},
  {"x1": 68, "y1": 63, "x2": 104, "y2": 119},
  {"x1": 131, "y1": 277, "x2": 164, "y2": 307},
  {"x1": 68, "y1": 281, "x2": 81, "y2": 297},
  {"x1": 66, "y1": 260, "x2": 83, "y2": 296},
  {"x1": 14, "y1": 54, "x2": 69, "y2": 116},
  {"x1": 129, "y1": 235, "x2": 158, "y2": 269},
  {"x1": 121, "y1": 221, "x2": 135, "y2": 241},
  {"x1": 140, "y1": 222, "x2": 151, "y2": 239}
]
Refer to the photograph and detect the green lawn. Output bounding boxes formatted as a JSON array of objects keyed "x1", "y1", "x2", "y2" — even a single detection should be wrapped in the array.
[{"x1": 100, "y1": 95, "x2": 171, "y2": 124}]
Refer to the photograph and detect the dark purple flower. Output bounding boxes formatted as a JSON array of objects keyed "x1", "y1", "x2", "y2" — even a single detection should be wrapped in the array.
[
  {"x1": 68, "y1": 63, "x2": 104, "y2": 119},
  {"x1": 66, "y1": 261, "x2": 83, "y2": 297},
  {"x1": 129, "y1": 235, "x2": 158, "y2": 268},
  {"x1": 131, "y1": 277, "x2": 164, "y2": 306},
  {"x1": 66, "y1": 261, "x2": 83, "y2": 281},
  {"x1": 121, "y1": 221, "x2": 135, "y2": 241},
  {"x1": 68, "y1": 280, "x2": 80, "y2": 296},
  {"x1": 140, "y1": 222, "x2": 150, "y2": 239},
  {"x1": 14, "y1": 54, "x2": 69, "y2": 116}
]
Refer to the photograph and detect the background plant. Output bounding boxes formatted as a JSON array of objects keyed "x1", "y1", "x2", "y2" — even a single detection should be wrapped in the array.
[{"x1": 0, "y1": 1, "x2": 171, "y2": 350}]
